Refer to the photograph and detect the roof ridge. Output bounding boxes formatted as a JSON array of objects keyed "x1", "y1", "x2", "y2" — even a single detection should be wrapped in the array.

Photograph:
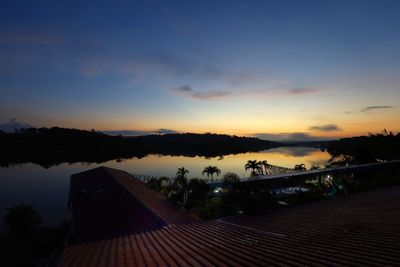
[{"x1": 104, "y1": 167, "x2": 170, "y2": 225}]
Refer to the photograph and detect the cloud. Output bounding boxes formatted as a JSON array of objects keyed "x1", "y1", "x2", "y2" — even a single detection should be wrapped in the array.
[
  {"x1": 0, "y1": 118, "x2": 32, "y2": 133},
  {"x1": 175, "y1": 85, "x2": 192, "y2": 92},
  {"x1": 154, "y1": 129, "x2": 178, "y2": 134},
  {"x1": 80, "y1": 54, "x2": 222, "y2": 80},
  {"x1": 102, "y1": 129, "x2": 178, "y2": 136},
  {"x1": 344, "y1": 106, "x2": 395, "y2": 115},
  {"x1": 192, "y1": 91, "x2": 231, "y2": 100},
  {"x1": 82, "y1": 67, "x2": 103, "y2": 77},
  {"x1": 286, "y1": 87, "x2": 319, "y2": 95},
  {"x1": 309, "y1": 123, "x2": 341, "y2": 132},
  {"x1": 253, "y1": 132, "x2": 332, "y2": 142},
  {"x1": 0, "y1": 32, "x2": 57, "y2": 45},
  {"x1": 361, "y1": 106, "x2": 395, "y2": 112},
  {"x1": 172, "y1": 85, "x2": 231, "y2": 100}
]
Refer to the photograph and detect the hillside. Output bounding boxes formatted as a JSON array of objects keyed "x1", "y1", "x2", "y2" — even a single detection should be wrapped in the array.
[{"x1": 0, "y1": 128, "x2": 281, "y2": 167}]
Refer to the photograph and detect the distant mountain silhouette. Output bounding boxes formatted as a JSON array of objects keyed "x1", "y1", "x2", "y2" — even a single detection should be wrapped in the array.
[{"x1": 131, "y1": 133, "x2": 281, "y2": 157}]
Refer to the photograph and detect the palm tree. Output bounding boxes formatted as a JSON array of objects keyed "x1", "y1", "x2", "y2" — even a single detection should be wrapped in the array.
[
  {"x1": 310, "y1": 165, "x2": 321, "y2": 170},
  {"x1": 245, "y1": 160, "x2": 262, "y2": 177},
  {"x1": 202, "y1": 166, "x2": 221, "y2": 181},
  {"x1": 175, "y1": 167, "x2": 189, "y2": 188},
  {"x1": 174, "y1": 167, "x2": 190, "y2": 207},
  {"x1": 222, "y1": 172, "x2": 240, "y2": 183},
  {"x1": 294, "y1": 163, "x2": 307, "y2": 171},
  {"x1": 222, "y1": 172, "x2": 240, "y2": 193}
]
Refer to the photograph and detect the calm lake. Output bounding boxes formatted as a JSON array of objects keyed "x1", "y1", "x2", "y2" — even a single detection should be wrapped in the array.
[{"x1": 0, "y1": 147, "x2": 330, "y2": 230}]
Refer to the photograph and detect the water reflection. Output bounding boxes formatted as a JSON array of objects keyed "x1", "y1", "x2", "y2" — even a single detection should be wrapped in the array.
[
  {"x1": 107, "y1": 147, "x2": 331, "y2": 179},
  {"x1": 0, "y1": 147, "x2": 329, "y2": 228}
]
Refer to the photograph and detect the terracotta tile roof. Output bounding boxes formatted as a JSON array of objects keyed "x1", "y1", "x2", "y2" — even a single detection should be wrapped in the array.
[
  {"x1": 106, "y1": 167, "x2": 200, "y2": 225},
  {"x1": 69, "y1": 167, "x2": 196, "y2": 243},
  {"x1": 61, "y1": 186, "x2": 400, "y2": 266}
]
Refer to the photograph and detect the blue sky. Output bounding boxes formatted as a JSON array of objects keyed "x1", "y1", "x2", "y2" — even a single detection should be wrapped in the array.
[{"x1": 0, "y1": 0, "x2": 399, "y2": 140}]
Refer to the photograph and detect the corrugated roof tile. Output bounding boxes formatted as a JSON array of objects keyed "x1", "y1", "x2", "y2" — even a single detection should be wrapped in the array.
[{"x1": 61, "y1": 169, "x2": 400, "y2": 267}]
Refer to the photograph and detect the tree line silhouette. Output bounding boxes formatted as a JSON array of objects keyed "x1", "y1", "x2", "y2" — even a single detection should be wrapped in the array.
[
  {"x1": 327, "y1": 130, "x2": 400, "y2": 165},
  {"x1": 0, "y1": 127, "x2": 281, "y2": 168},
  {"x1": 2, "y1": 127, "x2": 397, "y2": 168}
]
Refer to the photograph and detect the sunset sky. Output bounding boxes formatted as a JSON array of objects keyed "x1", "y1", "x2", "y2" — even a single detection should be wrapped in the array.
[{"x1": 0, "y1": 0, "x2": 399, "y2": 141}]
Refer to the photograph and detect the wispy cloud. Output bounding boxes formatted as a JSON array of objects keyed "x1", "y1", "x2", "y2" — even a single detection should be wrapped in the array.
[
  {"x1": 80, "y1": 54, "x2": 222, "y2": 80},
  {"x1": 81, "y1": 67, "x2": 103, "y2": 77},
  {"x1": 286, "y1": 87, "x2": 319, "y2": 95},
  {"x1": 172, "y1": 85, "x2": 231, "y2": 100},
  {"x1": 176, "y1": 86, "x2": 192, "y2": 93},
  {"x1": 361, "y1": 106, "x2": 395, "y2": 112},
  {"x1": 309, "y1": 123, "x2": 341, "y2": 132},
  {"x1": 345, "y1": 105, "x2": 396, "y2": 115},
  {"x1": 0, "y1": 32, "x2": 58, "y2": 45}
]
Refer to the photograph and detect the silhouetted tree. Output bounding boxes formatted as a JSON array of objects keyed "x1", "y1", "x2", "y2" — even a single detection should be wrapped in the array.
[
  {"x1": 158, "y1": 176, "x2": 169, "y2": 186},
  {"x1": 222, "y1": 172, "x2": 240, "y2": 183},
  {"x1": 146, "y1": 177, "x2": 159, "y2": 190},
  {"x1": 327, "y1": 130, "x2": 400, "y2": 164},
  {"x1": 0, "y1": 127, "x2": 283, "y2": 167},
  {"x1": 222, "y1": 172, "x2": 240, "y2": 193},
  {"x1": 175, "y1": 167, "x2": 189, "y2": 189},
  {"x1": 294, "y1": 163, "x2": 307, "y2": 171},
  {"x1": 186, "y1": 178, "x2": 209, "y2": 207},
  {"x1": 310, "y1": 165, "x2": 321, "y2": 170},
  {"x1": 170, "y1": 168, "x2": 190, "y2": 206},
  {"x1": 3, "y1": 205, "x2": 42, "y2": 236},
  {"x1": 202, "y1": 166, "x2": 221, "y2": 181},
  {"x1": 245, "y1": 160, "x2": 262, "y2": 177}
]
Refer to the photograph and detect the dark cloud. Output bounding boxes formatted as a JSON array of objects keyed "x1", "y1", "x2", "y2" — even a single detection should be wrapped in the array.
[
  {"x1": 309, "y1": 124, "x2": 341, "y2": 132},
  {"x1": 176, "y1": 85, "x2": 192, "y2": 92},
  {"x1": 172, "y1": 85, "x2": 231, "y2": 100},
  {"x1": 0, "y1": 118, "x2": 32, "y2": 133},
  {"x1": 345, "y1": 106, "x2": 395, "y2": 115},
  {"x1": 361, "y1": 106, "x2": 395, "y2": 112},
  {"x1": 254, "y1": 132, "x2": 332, "y2": 142},
  {"x1": 102, "y1": 129, "x2": 178, "y2": 136},
  {"x1": 192, "y1": 91, "x2": 231, "y2": 100},
  {"x1": 286, "y1": 87, "x2": 319, "y2": 95}
]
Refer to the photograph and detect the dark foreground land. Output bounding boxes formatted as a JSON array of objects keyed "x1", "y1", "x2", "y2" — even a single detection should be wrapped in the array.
[{"x1": 60, "y1": 181, "x2": 400, "y2": 266}]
